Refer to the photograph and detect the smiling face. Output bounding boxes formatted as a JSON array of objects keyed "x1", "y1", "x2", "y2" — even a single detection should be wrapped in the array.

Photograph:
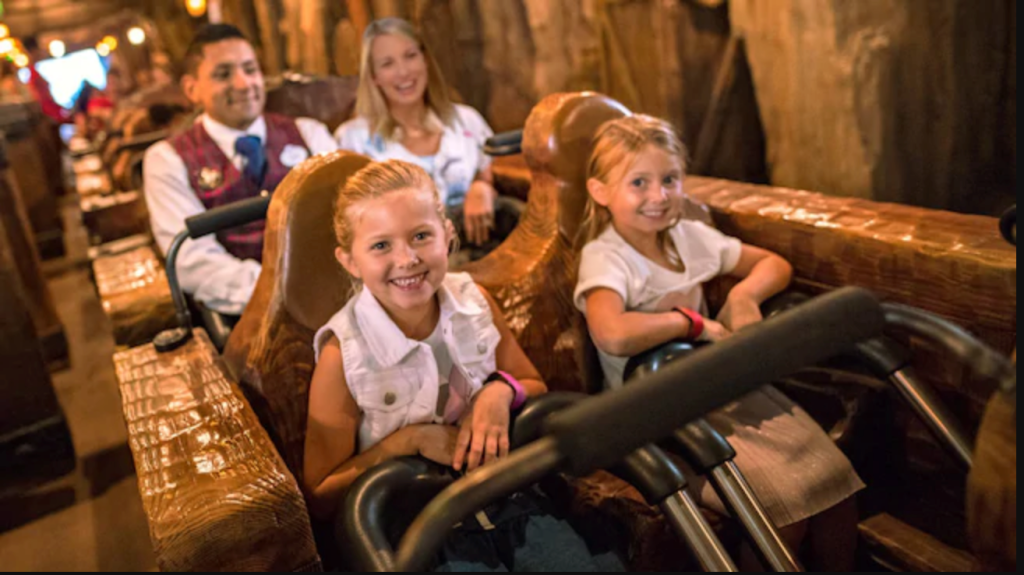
[
  {"x1": 589, "y1": 144, "x2": 686, "y2": 238},
  {"x1": 336, "y1": 186, "x2": 452, "y2": 314},
  {"x1": 370, "y1": 33, "x2": 429, "y2": 109},
  {"x1": 183, "y1": 38, "x2": 265, "y2": 130}
]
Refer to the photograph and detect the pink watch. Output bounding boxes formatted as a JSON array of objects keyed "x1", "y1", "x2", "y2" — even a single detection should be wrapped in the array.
[{"x1": 486, "y1": 371, "x2": 528, "y2": 410}]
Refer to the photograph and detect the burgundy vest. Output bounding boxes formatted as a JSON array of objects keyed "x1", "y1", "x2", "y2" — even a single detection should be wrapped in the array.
[{"x1": 170, "y1": 114, "x2": 310, "y2": 262}]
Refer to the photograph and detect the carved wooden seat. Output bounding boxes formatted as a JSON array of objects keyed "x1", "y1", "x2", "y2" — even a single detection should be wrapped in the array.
[
  {"x1": 2, "y1": 102, "x2": 66, "y2": 260},
  {"x1": 0, "y1": 136, "x2": 68, "y2": 370}
]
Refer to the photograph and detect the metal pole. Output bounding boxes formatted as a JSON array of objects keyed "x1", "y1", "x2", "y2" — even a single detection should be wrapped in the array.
[
  {"x1": 164, "y1": 230, "x2": 193, "y2": 331},
  {"x1": 710, "y1": 462, "x2": 803, "y2": 572},
  {"x1": 661, "y1": 491, "x2": 739, "y2": 572},
  {"x1": 890, "y1": 369, "x2": 973, "y2": 469}
]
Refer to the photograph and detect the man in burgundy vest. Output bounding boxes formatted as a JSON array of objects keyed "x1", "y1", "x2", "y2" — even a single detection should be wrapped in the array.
[{"x1": 144, "y1": 24, "x2": 337, "y2": 315}]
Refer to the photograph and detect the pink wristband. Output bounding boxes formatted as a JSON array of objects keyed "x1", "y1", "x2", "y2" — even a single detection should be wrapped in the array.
[
  {"x1": 488, "y1": 371, "x2": 528, "y2": 411},
  {"x1": 674, "y1": 307, "x2": 706, "y2": 340}
]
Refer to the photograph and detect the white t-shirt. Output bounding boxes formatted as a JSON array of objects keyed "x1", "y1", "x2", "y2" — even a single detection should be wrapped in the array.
[
  {"x1": 574, "y1": 220, "x2": 743, "y2": 389},
  {"x1": 334, "y1": 104, "x2": 494, "y2": 207},
  {"x1": 423, "y1": 320, "x2": 465, "y2": 424}
]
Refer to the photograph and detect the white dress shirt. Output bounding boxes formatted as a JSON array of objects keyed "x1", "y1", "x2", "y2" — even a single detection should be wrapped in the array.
[{"x1": 144, "y1": 114, "x2": 338, "y2": 315}]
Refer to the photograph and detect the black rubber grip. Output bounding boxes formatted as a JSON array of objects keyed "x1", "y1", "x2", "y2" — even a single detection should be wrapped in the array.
[
  {"x1": 853, "y1": 338, "x2": 910, "y2": 377},
  {"x1": 667, "y1": 419, "x2": 737, "y2": 474},
  {"x1": 1000, "y1": 205, "x2": 1016, "y2": 247},
  {"x1": 546, "y1": 287, "x2": 885, "y2": 475},
  {"x1": 483, "y1": 130, "x2": 524, "y2": 156},
  {"x1": 610, "y1": 444, "x2": 688, "y2": 506},
  {"x1": 486, "y1": 130, "x2": 524, "y2": 148},
  {"x1": 185, "y1": 195, "x2": 271, "y2": 239}
]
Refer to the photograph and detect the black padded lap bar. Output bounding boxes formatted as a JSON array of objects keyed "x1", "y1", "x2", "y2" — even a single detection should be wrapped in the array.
[
  {"x1": 511, "y1": 393, "x2": 588, "y2": 449},
  {"x1": 340, "y1": 458, "x2": 454, "y2": 572},
  {"x1": 547, "y1": 287, "x2": 885, "y2": 475},
  {"x1": 185, "y1": 195, "x2": 271, "y2": 239},
  {"x1": 512, "y1": 394, "x2": 688, "y2": 504}
]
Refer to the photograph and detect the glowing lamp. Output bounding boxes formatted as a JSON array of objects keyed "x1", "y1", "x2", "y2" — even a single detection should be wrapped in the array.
[
  {"x1": 186, "y1": 0, "x2": 207, "y2": 18},
  {"x1": 49, "y1": 40, "x2": 66, "y2": 59},
  {"x1": 127, "y1": 27, "x2": 146, "y2": 46}
]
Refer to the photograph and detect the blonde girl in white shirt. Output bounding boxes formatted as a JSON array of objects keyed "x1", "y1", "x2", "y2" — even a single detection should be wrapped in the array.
[
  {"x1": 304, "y1": 160, "x2": 625, "y2": 571},
  {"x1": 575, "y1": 115, "x2": 864, "y2": 571}
]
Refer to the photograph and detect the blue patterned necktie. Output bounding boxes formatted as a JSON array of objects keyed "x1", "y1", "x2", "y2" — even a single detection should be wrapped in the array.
[{"x1": 234, "y1": 135, "x2": 266, "y2": 187}]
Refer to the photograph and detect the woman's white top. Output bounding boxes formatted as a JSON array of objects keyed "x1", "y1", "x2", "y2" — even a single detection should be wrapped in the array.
[{"x1": 335, "y1": 104, "x2": 494, "y2": 208}]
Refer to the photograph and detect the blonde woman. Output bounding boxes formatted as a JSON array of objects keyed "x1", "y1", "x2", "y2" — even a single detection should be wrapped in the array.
[{"x1": 336, "y1": 18, "x2": 521, "y2": 260}]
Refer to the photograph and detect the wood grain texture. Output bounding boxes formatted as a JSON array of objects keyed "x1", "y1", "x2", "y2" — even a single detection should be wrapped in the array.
[
  {"x1": 730, "y1": 0, "x2": 1015, "y2": 212},
  {"x1": 0, "y1": 136, "x2": 67, "y2": 368},
  {"x1": 685, "y1": 177, "x2": 1017, "y2": 355},
  {"x1": 491, "y1": 155, "x2": 531, "y2": 202},
  {"x1": 253, "y1": 0, "x2": 286, "y2": 76},
  {"x1": 2, "y1": 104, "x2": 65, "y2": 259},
  {"x1": 0, "y1": 184, "x2": 65, "y2": 445},
  {"x1": 207, "y1": 0, "x2": 763, "y2": 180},
  {"x1": 80, "y1": 192, "x2": 151, "y2": 246},
  {"x1": 860, "y1": 514, "x2": 976, "y2": 572},
  {"x1": 92, "y1": 246, "x2": 177, "y2": 348},
  {"x1": 114, "y1": 330, "x2": 320, "y2": 572},
  {"x1": 226, "y1": 152, "x2": 372, "y2": 477},
  {"x1": 264, "y1": 75, "x2": 361, "y2": 132},
  {"x1": 968, "y1": 389, "x2": 1017, "y2": 571}
]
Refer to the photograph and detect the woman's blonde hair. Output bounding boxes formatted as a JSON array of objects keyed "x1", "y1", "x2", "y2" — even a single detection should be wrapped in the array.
[
  {"x1": 333, "y1": 159, "x2": 454, "y2": 255},
  {"x1": 356, "y1": 18, "x2": 457, "y2": 141},
  {"x1": 578, "y1": 114, "x2": 689, "y2": 249}
]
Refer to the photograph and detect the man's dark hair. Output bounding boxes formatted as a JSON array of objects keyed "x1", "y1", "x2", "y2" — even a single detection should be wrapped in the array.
[{"x1": 183, "y1": 24, "x2": 250, "y2": 76}]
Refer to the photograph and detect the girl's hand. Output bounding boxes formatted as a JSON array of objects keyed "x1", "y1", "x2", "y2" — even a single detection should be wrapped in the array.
[
  {"x1": 464, "y1": 181, "x2": 497, "y2": 246},
  {"x1": 404, "y1": 425, "x2": 460, "y2": 467},
  {"x1": 701, "y1": 319, "x2": 734, "y2": 343},
  {"x1": 453, "y1": 382, "x2": 514, "y2": 472},
  {"x1": 717, "y1": 295, "x2": 764, "y2": 333}
]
